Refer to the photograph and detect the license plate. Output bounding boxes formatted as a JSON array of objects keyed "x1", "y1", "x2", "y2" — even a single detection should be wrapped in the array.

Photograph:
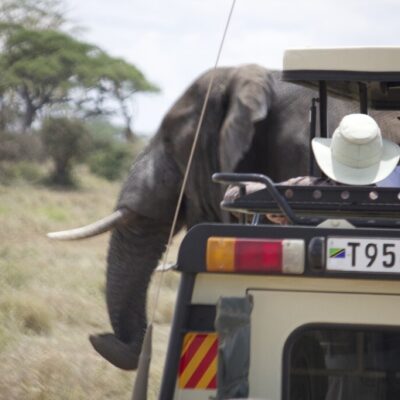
[{"x1": 327, "y1": 237, "x2": 400, "y2": 273}]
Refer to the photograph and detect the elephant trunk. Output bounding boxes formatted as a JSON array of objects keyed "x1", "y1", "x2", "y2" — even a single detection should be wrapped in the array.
[{"x1": 90, "y1": 213, "x2": 171, "y2": 370}]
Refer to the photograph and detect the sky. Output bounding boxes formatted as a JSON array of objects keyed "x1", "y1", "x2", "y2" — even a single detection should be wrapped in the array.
[{"x1": 65, "y1": 0, "x2": 400, "y2": 135}]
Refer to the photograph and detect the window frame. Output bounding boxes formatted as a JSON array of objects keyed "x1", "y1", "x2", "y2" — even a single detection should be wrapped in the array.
[{"x1": 281, "y1": 322, "x2": 400, "y2": 400}]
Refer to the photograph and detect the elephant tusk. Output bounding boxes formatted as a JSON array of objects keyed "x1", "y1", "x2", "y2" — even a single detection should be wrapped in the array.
[
  {"x1": 47, "y1": 208, "x2": 131, "y2": 240},
  {"x1": 155, "y1": 263, "x2": 176, "y2": 272}
]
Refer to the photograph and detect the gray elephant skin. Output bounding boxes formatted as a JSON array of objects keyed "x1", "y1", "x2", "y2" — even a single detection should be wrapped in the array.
[{"x1": 49, "y1": 64, "x2": 400, "y2": 370}]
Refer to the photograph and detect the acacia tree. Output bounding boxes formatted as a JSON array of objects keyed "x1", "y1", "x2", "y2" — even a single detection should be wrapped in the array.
[
  {"x1": 0, "y1": 0, "x2": 65, "y2": 32},
  {"x1": 0, "y1": 27, "x2": 96, "y2": 132},
  {"x1": 0, "y1": 0, "x2": 160, "y2": 140},
  {"x1": 0, "y1": 0, "x2": 67, "y2": 131},
  {"x1": 106, "y1": 58, "x2": 160, "y2": 141},
  {"x1": 1, "y1": 28, "x2": 160, "y2": 136},
  {"x1": 80, "y1": 51, "x2": 160, "y2": 141}
]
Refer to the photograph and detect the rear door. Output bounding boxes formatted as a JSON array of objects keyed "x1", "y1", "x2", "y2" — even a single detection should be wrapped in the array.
[{"x1": 250, "y1": 288, "x2": 400, "y2": 400}]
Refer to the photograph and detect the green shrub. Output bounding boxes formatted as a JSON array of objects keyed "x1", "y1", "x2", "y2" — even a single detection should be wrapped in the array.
[
  {"x1": 0, "y1": 131, "x2": 45, "y2": 162},
  {"x1": 83, "y1": 117, "x2": 149, "y2": 181},
  {"x1": 0, "y1": 161, "x2": 44, "y2": 185},
  {"x1": 88, "y1": 143, "x2": 132, "y2": 181},
  {"x1": 40, "y1": 117, "x2": 90, "y2": 186}
]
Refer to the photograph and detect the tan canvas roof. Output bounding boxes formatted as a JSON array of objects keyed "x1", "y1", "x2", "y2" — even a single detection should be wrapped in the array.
[
  {"x1": 282, "y1": 47, "x2": 400, "y2": 109},
  {"x1": 283, "y1": 47, "x2": 400, "y2": 73}
]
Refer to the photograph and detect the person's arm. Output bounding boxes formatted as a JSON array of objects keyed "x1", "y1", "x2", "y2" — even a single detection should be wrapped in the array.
[{"x1": 266, "y1": 176, "x2": 335, "y2": 224}]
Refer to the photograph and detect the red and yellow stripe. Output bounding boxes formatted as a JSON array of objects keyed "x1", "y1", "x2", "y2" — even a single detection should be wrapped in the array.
[{"x1": 178, "y1": 332, "x2": 218, "y2": 389}]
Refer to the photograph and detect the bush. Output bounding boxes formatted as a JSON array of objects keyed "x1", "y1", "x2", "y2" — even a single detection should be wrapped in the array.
[
  {"x1": 83, "y1": 118, "x2": 149, "y2": 181},
  {"x1": 0, "y1": 161, "x2": 44, "y2": 185},
  {"x1": 0, "y1": 131, "x2": 45, "y2": 162},
  {"x1": 40, "y1": 117, "x2": 90, "y2": 186},
  {"x1": 88, "y1": 143, "x2": 132, "y2": 181}
]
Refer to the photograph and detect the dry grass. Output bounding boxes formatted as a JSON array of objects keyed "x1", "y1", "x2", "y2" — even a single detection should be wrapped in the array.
[{"x1": 0, "y1": 167, "x2": 182, "y2": 399}]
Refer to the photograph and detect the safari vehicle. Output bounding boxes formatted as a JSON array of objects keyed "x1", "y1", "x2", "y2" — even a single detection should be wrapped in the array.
[{"x1": 158, "y1": 47, "x2": 400, "y2": 400}]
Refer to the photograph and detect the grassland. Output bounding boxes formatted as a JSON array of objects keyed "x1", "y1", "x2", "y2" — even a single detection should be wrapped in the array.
[{"x1": 0, "y1": 167, "x2": 181, "y2": 399}]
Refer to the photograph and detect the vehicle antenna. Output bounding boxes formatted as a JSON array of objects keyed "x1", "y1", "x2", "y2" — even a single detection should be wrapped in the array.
[{"x1": 131, "y1": 1, "x2": 238, "y2": 399}]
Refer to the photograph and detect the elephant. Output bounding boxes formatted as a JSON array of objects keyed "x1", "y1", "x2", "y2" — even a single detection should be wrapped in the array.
[{"x1": 48, "y1": 64, "x2": 400, "y2": 370}]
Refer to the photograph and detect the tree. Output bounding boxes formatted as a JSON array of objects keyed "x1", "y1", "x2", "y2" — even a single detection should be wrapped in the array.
[
  {"x1": 0, "y1": 0, "x2": 65, "y2": 32},
  {"x1": 87, "y1": 53, "x2": 160, "y2": 141},
  {"x1": 0, "y1": 0, "x2": 67, "y2": 132},
  {"x1": 0, "y1": 27, "x2": 95, "y2": 132},
  {"x1": 40, "y1": 116, "x2": 89, "y2": 185},
  {"x1": 0, "y1": 0, "x2": 160, "y2": 137}
]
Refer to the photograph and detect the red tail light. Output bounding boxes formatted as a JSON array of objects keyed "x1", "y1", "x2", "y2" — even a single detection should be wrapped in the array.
[{"x1": 206, "y1": 237, "x2": 305, "y2": 274}]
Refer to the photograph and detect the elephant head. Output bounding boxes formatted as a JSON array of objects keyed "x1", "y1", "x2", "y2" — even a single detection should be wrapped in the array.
[{"x1": 48, "y1": 64, "x2": 400, "y2": 370}]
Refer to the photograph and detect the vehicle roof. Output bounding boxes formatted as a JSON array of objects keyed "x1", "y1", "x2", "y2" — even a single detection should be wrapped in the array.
[{"x1": 282, "y1": 47, "x2": 400, "y2": 109}]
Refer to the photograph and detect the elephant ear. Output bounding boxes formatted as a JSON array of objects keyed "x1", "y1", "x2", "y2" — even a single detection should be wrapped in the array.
[{"x1": 219, "y1": 65, "x2": 274, "y2": 172}]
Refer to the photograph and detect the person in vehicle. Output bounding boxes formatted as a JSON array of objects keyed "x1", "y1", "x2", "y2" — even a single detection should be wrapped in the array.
[
  {"x1": 312, "y1": 113, "x2": 400, "y2": 186},
  {"x1": 225, "y1": 113, "x2": 400, "y2": 224}
]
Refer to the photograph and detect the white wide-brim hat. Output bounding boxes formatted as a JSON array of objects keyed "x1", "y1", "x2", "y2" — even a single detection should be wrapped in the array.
[{"x1": 312, "y1": 114, "x2": 400, "y2": 185}]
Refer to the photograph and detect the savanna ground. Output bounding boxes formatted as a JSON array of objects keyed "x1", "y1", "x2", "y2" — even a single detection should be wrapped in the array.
[{"x1": 0, "y1": 165, "x2": 182, "y2": 399}]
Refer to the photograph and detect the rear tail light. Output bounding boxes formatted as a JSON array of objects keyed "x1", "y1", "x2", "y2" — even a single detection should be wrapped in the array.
[{"x1": 206, "y1": 237, "x2": 305, "y2": 274}]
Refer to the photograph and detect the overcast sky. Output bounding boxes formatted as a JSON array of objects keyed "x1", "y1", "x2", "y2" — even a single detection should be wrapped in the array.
[{"x1": 65, "y1": 0, "x2": 400, "y2": 135}]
